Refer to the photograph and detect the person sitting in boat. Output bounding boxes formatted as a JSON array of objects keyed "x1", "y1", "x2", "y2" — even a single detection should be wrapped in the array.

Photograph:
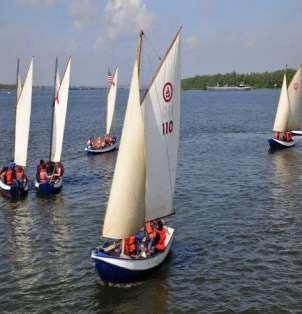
[
  {"x1": 0, "y1": 165, "x2": 14, "y2": 186},
  {"x1": 124, "y1": 235, "x2": 137, "y2": 256},
  {"x1": 37, "y1": 161, "x2": 48, "y2": 183},
  {"x1": 53, "y1": 162, "x2": 64, "y2": 180},
  {"x1": 154, "y1": 220, "x2": 166, "y2": 252},
  {"x1": 145, "y1": 220, "x2": 156, "y2": 253},
  {"x1": 274, "y1": 131, "x2": 280, "y2": 140},
  {"x1": 15, "y1": 165, "x2": 25, "y2": 183},
  {"x1": 283, "y1": 131, "x2": 292, "y2": 142}
]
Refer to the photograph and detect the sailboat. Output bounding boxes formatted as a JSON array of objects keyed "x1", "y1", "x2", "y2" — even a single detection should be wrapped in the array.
[
  {"x1": 0, "y1": 58, "x2": 33, "y2": 199},
  {"x1": 288, "y1": 65, "x2": 302, "y2": 136},
  {"x1": 91, "y1": 27, "x2": 181, "y2": 283},
  {"x1": 268, "y1": 72, "x2": 295, "y2": 150},
  {"x1": 85, "y1": 68, "x2": 119, "y2": 153},
  {"x1": 35, "y1": 57, "x2": 71, "y2": 194}
]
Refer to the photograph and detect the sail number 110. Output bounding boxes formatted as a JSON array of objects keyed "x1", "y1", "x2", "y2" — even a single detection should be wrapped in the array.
[{"x1": 162, "y1": 120, "x2": 173, "y2": 135}]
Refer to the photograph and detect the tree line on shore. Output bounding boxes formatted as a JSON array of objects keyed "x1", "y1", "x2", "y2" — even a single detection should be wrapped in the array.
[{"x1": 181, "y1": 69, "x2": 296, "y2": 90}]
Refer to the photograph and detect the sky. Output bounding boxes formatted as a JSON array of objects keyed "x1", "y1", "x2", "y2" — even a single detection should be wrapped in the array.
[{"x1": 0, "y1": 0, "x2": 301, "y2": 86}]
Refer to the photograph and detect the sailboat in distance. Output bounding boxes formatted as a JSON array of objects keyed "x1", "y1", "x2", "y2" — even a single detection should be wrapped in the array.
[
  {"x1": 91, "y1": 27, "x2": 181, "y2": 283},
  {"x1": 35, "y1": 57, "x2": 71, "y2": 195},
  {"x1": 268, "y1": 71, "x2": 295, "y2": 150},
  {"x1": 288, "y1": 65, "x2": 302, "y2": 136},
  {"x1": 85, "y1": 67, "x2": 118, "y2": 153},
  {"x1": 0, "y1": 58, "x2": 33, "y2": 199}
]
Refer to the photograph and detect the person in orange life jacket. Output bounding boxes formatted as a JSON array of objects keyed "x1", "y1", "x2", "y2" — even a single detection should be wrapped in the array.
[
  {"x1": 36, "y1": 160, "x2": 45, "y2": 181},
  {"x1": 155, "y1": 220, "x2": 166, "y2": 252},
  {"x1": 38, "y1": 163, "x2": 48, "y2": 183},
  {"x1": 15, "y1": 166, "x2": 25, "y2": 182},
  {"x1": 0, "y1": 166, "x2": 14, "y2": 185},
  {"x1": 53, "y1": 162, "x2": 64, "y2": 179},
  {"x1": 124, "y1": 235, "x2": 136, "y2": 256},
  {"x1": 283, "y1": 131, "x2": 292, "y2": 142},
  {"x1": 274, "y1": 131, "x2": 280, "y2": 140}
]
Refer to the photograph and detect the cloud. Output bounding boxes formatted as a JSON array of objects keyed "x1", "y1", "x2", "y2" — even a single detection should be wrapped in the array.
[
  {"x1": 185, "y1": 35, "x2": 201, "y2": 50},
  {"x1": 69, "y1": 0, "x2": 101, "y2": 30},
  {"x1": 96, "y1": 0, "x2": 154, "y2": 46},
  {"x1": 16, "y1": 0, "x2": 55, "y2": 7}
]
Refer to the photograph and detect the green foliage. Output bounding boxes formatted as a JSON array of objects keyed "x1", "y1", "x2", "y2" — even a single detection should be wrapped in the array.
[
  {"x1": 0, "y1": 83, "x2": 15, "y2": 90},
  {"x1": 181, "y1": 69, "x2": 296, "y2": 90}
]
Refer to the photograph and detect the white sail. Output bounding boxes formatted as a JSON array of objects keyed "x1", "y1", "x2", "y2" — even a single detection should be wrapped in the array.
[
  {"x1": 106, "y1": 67, "x2": 118, "y2": 134},
  {"x1": 273, "y1": 74, "x2": 290, "y2": 133},
  {"x1": 102, "y1": 59, "x2": 145, "y2": 239},
  {"x1": 50, "y1": 58, "x2": 71, "y2": 162},
  {"x1": 287, "y1": 65, "x2": 302, "y2": 130},
  {"x1": 14, "y1": 58, "x2": 33, "y2": 167},
  {"x1": 142, "y1": 29, "x2": 181, "y2": 221}
]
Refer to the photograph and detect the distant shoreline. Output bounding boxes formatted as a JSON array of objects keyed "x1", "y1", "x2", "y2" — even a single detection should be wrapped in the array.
[{"x1": 181, "y1": 68, "x2": 295, "y2": 90}]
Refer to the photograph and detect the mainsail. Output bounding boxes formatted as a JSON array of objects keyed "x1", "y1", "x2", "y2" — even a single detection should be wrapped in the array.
[
  {"x1": 273, "y1": 74, "x2": 290, "y2": 133},
  {"x1": 287, "y1": 65, "x2": 302, "y2": 130},
  {"x1": 50, "y1": 58, "x2": 71, "y2": 162},
  {"x1": 142, "y1": 28, "x2": 181, "y2": 221},
  {"x1": 102, "y1": 59, "x2": 145, "y2": 239},
  {"x1": 106, "y1": 67, "x2": 118, "y2": 134},
  {"x1": 14, "y1": 58, "x2": 33, "y2": 167}
]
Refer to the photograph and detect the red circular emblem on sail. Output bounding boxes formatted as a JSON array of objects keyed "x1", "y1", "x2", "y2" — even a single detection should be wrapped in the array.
[
  {"x1": 163, "y1": 82, "x2": 173, "y2": 102},
  {"x1": 294, "y1": 82, "x2": 299, "y2": 90}
]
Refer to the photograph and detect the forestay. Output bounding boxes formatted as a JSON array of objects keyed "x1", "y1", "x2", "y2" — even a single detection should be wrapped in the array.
[
  {"x1": 106, "y1": 67, "x2": 118, "y2": 134},
  {"x1": 142, "y1": 30, "x2": 181, "y2": 221},
  {"x1": 51, "y1": 58, "x2": 71, "y2": 162},
  {"x1": 287, "y1": 65, "x2": 302, "y2": 130},
  {"x1": 102, "y1": 59, "x2": 145, "y2": 239},
  {"x1": 273, "y1": 74, "x2": 290, "y2": 133},
  {"x1": 14, "y1": 58, "x2": 33, "y2": 167}
]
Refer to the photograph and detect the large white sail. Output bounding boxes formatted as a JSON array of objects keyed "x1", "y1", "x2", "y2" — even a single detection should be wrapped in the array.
[
  {"x1": 142, "y1": 29, "x2": 181, "y2": 221},
  {"x1": 50, "y1": 58, "x2": 71, "y2": 162},
  {"x1": 102, "y1": 59, "x2": 145, "y2": 239},
  {"x1": 106, "y1": 67, "x2": 118, "y2": 134},
  {"x1": 14, "y1": 58, "x2": 33, "y2": 167},
  {"x1": 273, "y1": 74, "x2": 290, "y2": 133},
  {"x1": 287, "y1": 65, "x2": 302, "y2": 130}
]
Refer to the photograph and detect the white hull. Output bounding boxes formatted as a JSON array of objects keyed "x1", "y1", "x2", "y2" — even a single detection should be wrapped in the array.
[{"x1": 85, "y1": 141, "x2": 118, "y2": 154}]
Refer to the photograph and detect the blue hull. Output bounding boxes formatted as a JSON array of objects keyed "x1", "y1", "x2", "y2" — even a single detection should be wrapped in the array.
[
  {"x1": 268, "y1": 138, "x2": 294, "y2": 151},
  {"x1": 0, "y1": 186, "x2": 28, "y2": 200},
  {"x1": 36, "y1": 182, "x2": 62, "y2": 195},
  {"x1": 92, "y1": 252, "x2": 162, "y2": 283}
]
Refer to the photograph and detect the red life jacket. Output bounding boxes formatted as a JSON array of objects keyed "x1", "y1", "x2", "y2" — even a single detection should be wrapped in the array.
[
  {"x1": 39, "y1": 169, "x2": 48, "y2": 183},
  {"x1": 155, "y1": 229, "x2": 166, "y2": 252},
  {"x1": 145, "y1": 222, "x2": 156, "y2": 240},
  {"x1": 5, "y1": 169, "x2": 14, "y2": 185},
  {"x1": 124, "y1": 236, "x2": 136, "y2": 255}
]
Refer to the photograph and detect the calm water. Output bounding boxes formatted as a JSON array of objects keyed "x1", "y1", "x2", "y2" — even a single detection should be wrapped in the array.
[{"x1": 0, "y1": 88, "x2": 302, "y2": 313}]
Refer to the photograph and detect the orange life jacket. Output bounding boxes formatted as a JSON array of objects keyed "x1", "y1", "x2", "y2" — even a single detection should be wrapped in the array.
[
  {"x1": 155, "y1": 229, "x2": 166, "y2": 252},
  {"x1": 39, "y1": 168, "x2": 48, "y2": 183},
  {"x1": 5, "y1": 169, "x2": 14, "y2": 185},
  {"x1": 274, "y1": 132, "x2": 280, "y2": 140},
  {"x1": 124, "y1": 236, "x2": 136, "y2": 255},
  {"x1": 145, "y1": 222, "x2": 156, "y2": 240}
]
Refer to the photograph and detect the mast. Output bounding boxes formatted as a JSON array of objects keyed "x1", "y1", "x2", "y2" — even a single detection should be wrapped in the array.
[
  {"x1": 137, "y1": 30, "x2": 144, "y2": 76},
  {"x1": 11, "y1": 58, "x2": 20, "y2": 161},
  {"x1": 49, "y1": 58, "x2": 58, "y2": 161}
]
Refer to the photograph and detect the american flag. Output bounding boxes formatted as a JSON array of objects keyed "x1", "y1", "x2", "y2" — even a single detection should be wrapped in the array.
[{"x1": 107, "y1": 69, "x2": 115, "y2": 87}]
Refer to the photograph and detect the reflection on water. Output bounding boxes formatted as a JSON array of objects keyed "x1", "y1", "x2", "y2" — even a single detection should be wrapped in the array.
[{"x1": 1, "y1": 89, "x2": 302, "y2": 312}]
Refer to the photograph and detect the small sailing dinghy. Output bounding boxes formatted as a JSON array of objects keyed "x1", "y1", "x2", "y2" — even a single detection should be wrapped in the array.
[
  {"x1": 91, "y1": 27, "x2": 181, "y2": 283},
  {"x1": 0, "y1": 58, "x2": 33, "y2": 199},
  {"x1": 268, "y1": 72, "x2": 295, "y2": 151},
  {"x1": 35, "y1": 58, "x2": 71, "y2": 195},
  {"x1": 288, "y1": 65, "x2": 302, "y2": 136},
  {"x1": 85, "y1": 67, "x2": 119, "y2": 154}
]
